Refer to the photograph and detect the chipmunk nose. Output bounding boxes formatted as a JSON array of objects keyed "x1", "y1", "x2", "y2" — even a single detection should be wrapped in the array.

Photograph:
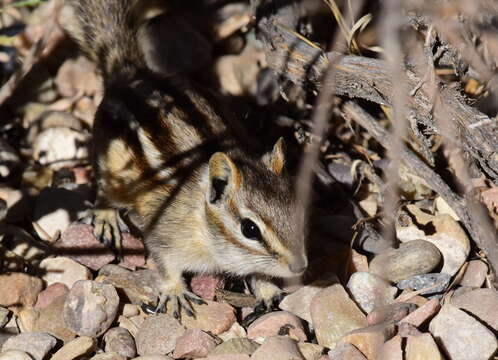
[{"x1": 289, "y1": 256, "x2": 308, "y2": 274}]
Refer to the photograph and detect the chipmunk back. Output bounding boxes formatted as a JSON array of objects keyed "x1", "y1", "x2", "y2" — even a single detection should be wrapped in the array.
[{"x1": 64, "y1": 0, "x2": 307, "y2": 316}]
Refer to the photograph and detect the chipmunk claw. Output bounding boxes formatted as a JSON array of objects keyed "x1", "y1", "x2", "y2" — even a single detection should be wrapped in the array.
[{"x1": 154, "y1": 290, "x2": 206, "y2": 320}]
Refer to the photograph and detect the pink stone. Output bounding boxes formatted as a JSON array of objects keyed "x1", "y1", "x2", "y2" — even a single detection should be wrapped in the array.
[
  {"x1": 251, "y1": 336, "x2": 304, "y2": 360},
  {"x1": 35, "y1": 283, "x2": 69, "y2": 309},
  {"x1": 117, "y1": 233, "x2": 145, "y2": 270},
  {"x1": 247, "y1": 311, "x2": 307, "y2": 342},
  {"x1": 57, "y1": 224, "x2": 115, "y2": 271},
  {"x1": 172, "y1": 329, "x2": 218, "y2": 358},
  {"x1": 400, "y1": 299, "x2": 440, "y2": 327},
  {"x1": 190, "y1": 275, "x2": 225, "y2": 300},
  {"x1": 0, "y1": 273, "x2": 44, "y2": 309},
  {"x1": 179, "y1": 301, "x2": 236, "y2": 335}
]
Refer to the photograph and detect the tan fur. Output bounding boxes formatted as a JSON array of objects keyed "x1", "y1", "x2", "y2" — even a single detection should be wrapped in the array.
[{"x1": 65, "y1": 0, "x2": 308, "y2": 311}]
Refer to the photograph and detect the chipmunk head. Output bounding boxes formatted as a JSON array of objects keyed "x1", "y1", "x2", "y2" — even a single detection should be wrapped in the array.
[{"x1": 204, "y1": 138, "x2": 308, "y2": 278}]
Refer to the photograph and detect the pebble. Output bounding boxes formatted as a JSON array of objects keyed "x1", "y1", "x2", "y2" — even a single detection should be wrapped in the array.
[
  {"x1": 297, "y1": 342, "x2": 325, "y2": 360},
  {"x1": 122, "y1": 304, "x2": 140, "y2": 318},
  {"x1": 251, "y1": 336, "x2": 304, "y2": 360},
  {"x1": 310, "y1": 283, "x2": 366, "y2": 348},
  {"x1": 2, "y1": 332, "x2": 57, "y2": 360},
  {"x1": 0, "y1": 350, "x2": 33, "y2": 360},
  {"x1": 450, "y1": 288, "x2": 498, "y2": 331},
  {"x1": 210, "y1": 338, "x2": 259, "y2": 356},
  {"x1": 57, "y1": 224, "x2": 115, "y2": 271},
  {"x1": 366, "y1": 302, "x2": 417, "y2": 326},
  {"x1": 369, "y1": 240, "x2": 441, "y2": 283},
  {"x1": 18, "y1": 292, "x2": 76, "y2": 342},
  {"x1": 347, "y1": 272, "x2": 397, "y2": 313},
  {"x1": 117, "y1": 315, "x2": 145, "y2": 338},
  {"x1": 405, "y1": 333, "x2": 442, "y2": 360},
  {"x1": 204, "y1": 355, "x2": 250, "y2": 360},
  {"x1": 400, "y1": 299, "x2": 440, "y2": 327},
  {"x1": 63, "y1": 280, "x2": 120, "y2": 337},
  {"x1": 279, "y1": 275, "x2": 339, "y2": 323},
  {"x1": 99, "y1": 266, "x2": 157, "y2": 305},
  {"x1": 135, "y1": 314, "x2": 185, "y2": 356},
  {"x1": 247, "y1": 311, "x2": 307, "y2": 342},
  {"x1": 377, "y1": 335, "x2": 402, "y2": 360},
  {"x1": 170, "y1": 301, "x2": 236, "y2": 335},
  {"x1": 90, "y1": 353, "x2": 126, "y2": 360},
  {"x1": 396, "y1": 205, "x2": 470, "y2": 276},
  {"x1": 397, "y1": 273, "x2": 451, "y2": 298},
  {"x1": 51, "y1": 336, "x2": 96, "y2": 360},
  {"x1": 172, "y1": 328, "x2": 218, "y2": 359},
  {"x1": 328, "y1": 342, "x2": 367, "y2": 360},
  {"x1": 218, "y1": 322, "x2": 247, "y2": 342},
  {"x1": 132, "y1": 357, "x2": 174, "y2": 360},
  {"x1": 429, "y1": 304, "x2": 497, "y2": 360},
  {"x1": 339, "y1": 323, "x2": 396, "y2": 360},
  {"x1": 33, "y1": 127, "x2": 89, "y2": 170},
  {"x1": 35, "y1": 282, "x2": 69, "y2": 309},
  {"x1": 34, "y1": 187, "x2": 91, "y2": 242},
  {"x1": 190, "y1": 275, "x2": 225, "y2": 300},
  {"x1": 39, "y1": 256, "x2": 92, "y2": 289},
  {"x1": 0, "y1": 307, "x2": 10, "y2": 328},
  {"x1": 0, "y1": 273, "x2": 43, "y2": 309},
  {"x1": 104, "y1": 327, "x2": 136, "y2": 358},
  {"x1": 397, "y1": 322, "x2": 422, "y2": 337},
  {"x1": 459, "y1": 260, "x2": 488, "y2": 287}
]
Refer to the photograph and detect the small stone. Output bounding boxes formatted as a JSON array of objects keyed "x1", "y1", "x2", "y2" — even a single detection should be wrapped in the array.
[
  {"x1": 0, "y1": 273, "x2": 43, "y2": 309},
  {"x1": 63, "y1": 280, "x2": 120, "y2": 337},
  {"x1": 218, "y1": 322, "x2": 247, "y2": 342},
  {"x1": 347, "y1": 272, "x2": 397, "y2": 313},
  {"x1": 377, "y1": 335, "x2": 402, "y2": 360},
  {"x1": 118, "y1": 314, "x2": 145, "y2": 338},
  {"x1": 2, "y1": 332, "x2": 57, "y2": 360},
  {"x1": 136, "y1": 314, "x2": 185, "y2": 355},
  {"x1": 405, "y1": 333, "x2": 442, "y2": 360},
  {"x1": 339, "y1": 324, "x2": 396, "y2": 360},
  {"x1": 459, "y1": 260, "x2": 488, "y2": 288},
  {"x1": 397, "y1": 273, "x2": 451, "y2": 299},
  {"x1": 450, "y1": 288, "x2": 498, "y2": 331},
  {"x1": 297, "y1": 342, "x2": 325, "y2": 360},
  {"x1": 117, "y1": 233, "x2": 146, "y2": 270},
  {"x1": 211, "y1": 338, "x2": 259, "y2": 356},
  {"x1": 170, "y1": 301, "x2": 236, "y2": 335},
  {"x1": 122, "y1": 304, "x2": 140, "y2": 318},
  {"x1": 51, "y1": 336, "x2": 96, "y2": 360},
  {"x1": 369, "y1": 240, "x2": 441, "y2": 283},
  {"x1": 99, "y1": 265, "x2": 156, "y2": 305},
  {"x1": 279, "y1": 275, "x2": 339, "y2": 323},
  {"x1": 205, "y1": 355, "x2": 250, "y2": 360},
  {"x1": 400, "y1": 299, "x2": 440, "y2": 327},
  {"x1": 0, "y1": 307, "x2": 11, "y2": 328},
  {"x1": 350, "y1": 249, "x2": 369, "y2": 272},
  {"x1": 40, "y1": 256, "x2": 92, "y2": 289},
  {"x1": 328, "y1": 342, "x2": 367, "y2": 360},
  {"x1": 104, "y1": 327, "x2": 136, "y2": 358},
  {"x1": 132, "y1": 357, "x2": 174, "y2": 360},
  {"x1": 35, "y1": 282, "x2": 69, "y2": 309},
  {"x1": 57, "y1": 224, "x2": 115, "y2": 271},
  {"x1": 18, "y1": 292, "x2": 76, "y2": 342},
  {"x1": 396, "y1": 205, "x2": 470, "y2": 276},
  {"x1": 398, "y1": 322, "x2": 422, "y2": 337},
  {"x1": 429, "y1": 304, "x2": 497, "y2": 360},
  {"x1": 367, "y1": 302, "x2": 417, "y2": 326},
  {"x1": 172, "y1": 328, "x2": 218, "y2": 358},
  {"x1": 247, "y1": 311, "x2": 307, "y2": 342},
  {"x1": 90, "y1": 353, "x2": 126, "y2": 360},
  {"x1": 190, "y1": 275, "x2": 225, "y2": 300},
  {"x1": 251, "y1": 336, "x2": 304, "y2": 360},
  {"x1": 0, "y1": 350, "x2": 33, "y2": 360},
  {"x1": 310, "y1": 283, "x2": 366, "y2": 348}
]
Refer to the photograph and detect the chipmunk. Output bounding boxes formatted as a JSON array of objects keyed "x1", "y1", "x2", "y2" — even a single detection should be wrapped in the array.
[{"x1": 63, "y1": 0, "x2": 308, "y2": 318}]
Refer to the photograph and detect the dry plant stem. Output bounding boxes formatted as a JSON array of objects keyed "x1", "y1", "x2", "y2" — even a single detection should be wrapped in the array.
[
  {"x1": 257, "y1": 20, "x2": 498, "y2": 182},
  {"x1": 341, "y1": 100, "x2": 498, "y2": 283},
  {"x1": 379, "y1": 0, "x2": 408, "y2": 244}
]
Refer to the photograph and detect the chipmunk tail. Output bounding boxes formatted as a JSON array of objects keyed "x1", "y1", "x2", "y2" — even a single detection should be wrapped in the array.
[{"x1": 61, "y1": 0, "x2": 165, "y2": 83}]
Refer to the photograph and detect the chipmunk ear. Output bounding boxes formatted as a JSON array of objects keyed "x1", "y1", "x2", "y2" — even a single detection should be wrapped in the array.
[
  {"x1": 263, "y1": 137, "x2": 286, "y2": 176},
  {"x1": 208, "y1": 152, "x2": 241, "y2": 203}
]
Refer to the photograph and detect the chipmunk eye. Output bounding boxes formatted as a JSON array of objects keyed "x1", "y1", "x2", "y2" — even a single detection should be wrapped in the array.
[{"x1": 241, "y1": 218, "x2": 262, "y2": 240}]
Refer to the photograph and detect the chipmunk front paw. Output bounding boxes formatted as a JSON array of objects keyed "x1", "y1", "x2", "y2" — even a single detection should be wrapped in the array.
[
  {"x1": 243, "y1": 278, "x2": 286, "y2": 326},
  {"x1": 154, "y1": 282, "x2": 206, "y2": 320},
  {"x1": 80, "y1": 208, "x2": 129, "y2": 258}
]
